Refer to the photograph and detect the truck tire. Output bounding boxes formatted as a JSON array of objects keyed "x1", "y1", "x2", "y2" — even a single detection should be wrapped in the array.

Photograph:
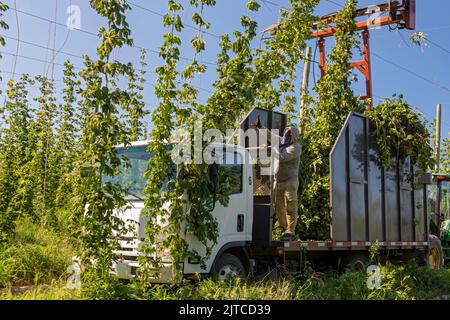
[
  {"x1": 211, "y1": 253, "x2": 246, "y2": 282},
  {"x1": 342, "y1": 253, "x2": 368, "y2": 271},
  {"x1": 402, "y1": 250, "x2": 428, "y2": 266},
  {"x1": 427, "y1": 235, "x2": 444, "y2": 270}
]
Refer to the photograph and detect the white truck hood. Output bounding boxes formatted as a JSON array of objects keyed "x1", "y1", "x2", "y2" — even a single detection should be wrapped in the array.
[{"x1": 114, "y1": 201, "x2": 170, "y2": 240}]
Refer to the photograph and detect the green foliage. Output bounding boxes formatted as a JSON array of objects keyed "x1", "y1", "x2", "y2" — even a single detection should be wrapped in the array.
[
  {"x1": 0, "y1": 283, "x2": 83, "y2": 300},
  {"x1": 410, "y1": 31, "x2": 427, "y2": 47},
  {"x1": 299, "y1": 0, "x2": 363, "y2": 240},
  {"x1": 146, "y1": 278, "x2": 295, "y2": 300},
  {"x1": 125, "y1": 50, "x2": 148, "y2": 141},
  {"x1": 0, "y1": 65, "x2": 82, "y2": 242},
  {"x1": 30, "y1": 75, "x2": 59, "y2": 224},
  {"x1": 0, "y1": 75, "x2": 35, "y2": 241},
  {"x1": 0, "y1": 219, "x2": 73, "y2": 289},
  {"x1": 364, "y1": 95, "x2": 433, "y2": 172},
  {"x1": 142, "y1": 0, "x2": 321, "y2": 280},
  {"x1": 252, "y1": 0, "x2": 319, "y2": 117},
  {"x1": 201, "y1": 9, "x2": 259, "y2": 129},
  {"x1": 141, "y1": 0, "x2": 187, "y2": 280},
  {"x1": 369, "y1": 240, "x2": 381, "y2": 264},
  {"x1": 54, "y1": 62, "x2": 81, "y2": 211},
  {"x1": 142, "y1": 0, "x2": 224, "y2": 280},
  {"x1": 441, "y1": 136, "x2": 450, "y2": 174},
  {"x1": 170, "y1": 0, "x2": 225, "y2": 271},
  {"x1": 75, "y1": 0, "x2": 141, "y2": 298},
  {"x1": 297, "y1": 264, "x2": 450, "y2": 300},
  {"x1": 4, "y1": 264, "x2": 450, "y2": 300},
  {"x1": 0, "y1": 1, "x2": 8, "y2": 89}
]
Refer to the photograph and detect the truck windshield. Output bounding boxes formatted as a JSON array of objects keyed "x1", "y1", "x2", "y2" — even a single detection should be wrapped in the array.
[
  {"x1": 104, "y1": 144, "x2": 175, "y2": 201},
  {"x1": 103, "y1": 145, "x2": 151, "y2": 201}
]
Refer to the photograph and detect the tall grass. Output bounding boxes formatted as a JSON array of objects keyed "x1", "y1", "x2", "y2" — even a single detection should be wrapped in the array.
[
  {"x1": 1, "y1": 219, "x2": 449, "y2": 300},
  {"x1": 0, "y1": 280, "x2": 82, "y2": 300},
  {"x1": 142, "y1": 279, "x2": 296, "y2": 300},
  {"x1": 141, "y1": 266, "x2": 450, "y2": 300},
  {"x1": 2, "y1": 265, "x2": 449, "y2": 300},
  {"x1": 0, "y1": 218, "x2": 74, "y2": 289}
]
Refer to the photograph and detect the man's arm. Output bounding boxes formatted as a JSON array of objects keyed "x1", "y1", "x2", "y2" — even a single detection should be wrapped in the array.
[{"x1": 278, "y1": 144, "x2": 301, "y2": 163}]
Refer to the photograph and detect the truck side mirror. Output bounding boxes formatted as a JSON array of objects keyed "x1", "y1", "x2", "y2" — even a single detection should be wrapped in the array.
[
  {"x1": 209, "y1": 163, "x2": 219, "y2": 193},
  {"x1": 208, "y1": 163, "x2": 219, "y2": 211}
]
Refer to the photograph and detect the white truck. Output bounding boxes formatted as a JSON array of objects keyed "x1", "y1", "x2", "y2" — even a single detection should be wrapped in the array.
[{"x1": 107, "y1": 108, "x2": 445, "y2": 283}]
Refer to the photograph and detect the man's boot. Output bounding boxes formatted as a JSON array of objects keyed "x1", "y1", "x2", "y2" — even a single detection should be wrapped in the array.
[{"x1": 282, "y1": 233, "x2": 295, "y2": 242}]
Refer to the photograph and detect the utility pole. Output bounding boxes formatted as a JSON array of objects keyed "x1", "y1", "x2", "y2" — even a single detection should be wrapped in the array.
[
  {"x1": 434, "y1": 103, "x2": 442, "y2": 236},
  {"x1": 435, "y1": 103, "x2": 442, "y2": 172},
  {"x1": 299, "y1": 46, "x2": 312, "y2": 131}
]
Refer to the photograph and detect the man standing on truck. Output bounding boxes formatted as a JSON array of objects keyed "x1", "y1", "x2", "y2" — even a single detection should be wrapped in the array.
[{"x1": 255, "y1": 117, "x2": 301, "y2": 241}]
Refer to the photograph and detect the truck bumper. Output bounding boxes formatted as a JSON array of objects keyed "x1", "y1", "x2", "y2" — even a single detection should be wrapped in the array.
[
  {"x1": 112, "y1": 260, "x2": 174, "y2": 283},
  {"x1": 72, "y1": 256, "x2": 174, "y2": 284}
]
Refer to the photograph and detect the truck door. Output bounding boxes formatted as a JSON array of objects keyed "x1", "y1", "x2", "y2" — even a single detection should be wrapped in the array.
[
  {"x1": 183, "y1": 149, "x2": 251, "y2": 275},
  {"x1": 214, "y1": 150, "x2": 250, "y2": 243}
]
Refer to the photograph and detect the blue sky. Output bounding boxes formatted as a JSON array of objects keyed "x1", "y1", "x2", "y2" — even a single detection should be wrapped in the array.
[{"x1": 1, "y1": 0, "x2": 449, "y2": 138}]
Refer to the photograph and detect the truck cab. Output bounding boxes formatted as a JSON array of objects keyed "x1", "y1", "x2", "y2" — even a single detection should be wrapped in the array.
[
  {"x1": 110, "y1": 141, "x2": 256, "y2": 282},
  {"x1": 109, "y1": 107, "x2": 286, "y2": 282},
  {"x1": 428, "y1": 174, "x2": 450, "y2": 264}
]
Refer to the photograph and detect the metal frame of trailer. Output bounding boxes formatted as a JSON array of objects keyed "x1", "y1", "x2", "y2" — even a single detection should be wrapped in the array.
[
  {"x1": 279, "y1": 241, "x2": 429, "y2": 252},
  {"x1": 329, "y1": 112, "x2": 429, "y2": 245}
]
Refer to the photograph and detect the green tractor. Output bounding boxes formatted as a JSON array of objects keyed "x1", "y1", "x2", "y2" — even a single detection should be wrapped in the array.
[{"x1": 429, "y1": 174, "x2": 450, "y2": 265}]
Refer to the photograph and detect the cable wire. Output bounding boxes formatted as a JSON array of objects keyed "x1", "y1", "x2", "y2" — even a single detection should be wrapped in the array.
[
  {"x1": 11, "y1": 7, "x2": 218, "y2": 67},
  {"x1": 1, "y1": 50, "x2": 83, "y2": 71},
  {"x1": 3, "y1": 35, "x2": 84, "y2": 59},
  {"x1": 425, "y1": 37, "x2": 450, "y2": 55},
  {"x1": 323, "y1": 0, "x2": 344, "y2": 9},
  {"x1": 0, "y1": 48, "x2": 213, "y2": 94},
  {"x1": 128, "y1": 1, "x2": 221, "y2": 39},
  {"x1": 51, "y1": 0, "x2": 73, "y2": 65},
  {"x1": 372, "y1": 51, "x2": 450, "y2": 93},
  {"x1": 47, "y1": 0, "x2": 59, "y2": 79},
  {"x1": 260, "y1": 0, "x2": 290, "y2": 11},
  {"x1": 11, "y1": 0, "x2": 20, "y2": 80}
]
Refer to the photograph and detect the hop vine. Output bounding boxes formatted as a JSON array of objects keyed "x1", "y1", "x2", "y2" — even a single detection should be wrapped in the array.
[
  {"x1": 299, "y1": 0, "x2": 362, "y2": 240},
  {"x1": 76, "y1": 0, "x2": 142, "y2": 298}
]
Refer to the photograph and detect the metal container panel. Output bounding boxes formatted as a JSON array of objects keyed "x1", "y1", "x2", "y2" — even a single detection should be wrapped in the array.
[
  {"x1": 348, "y1": 116, "x2": 366, "y2": 183},
  {"x1": 348, "y1": 115, "x2": 368, "y2": 241},
  {"x1": 400, "y1": 188, "x2": 414, "y2": 241},
  {"x1": 330, "y1": 112, "x2": 428, "y2": 243},
  {"x1": 330, "y1": 131, "x2": 348, "y2": 241},
  {"x1": 400, "y1": 158, "x2": 414, "y2": 241},
  {"x1": 350, "y1": 182, "x2": 366, "y2": 240},
  {"x1": 384, "y1": 166, "x2": 400, "y2": 241},
  {"x1": 367, "y1": 131, "x2": 383, "y2": 241}
]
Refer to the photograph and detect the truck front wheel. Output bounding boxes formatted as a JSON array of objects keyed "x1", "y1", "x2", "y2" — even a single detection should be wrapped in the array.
[{"x1": 211, "y1": 253, "x2": 245, "y2": 282}]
